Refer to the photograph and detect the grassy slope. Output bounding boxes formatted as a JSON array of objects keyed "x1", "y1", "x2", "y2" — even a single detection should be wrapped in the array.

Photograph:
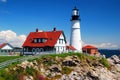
[{"x1": 0, "y1": 56, "x2": 21, "y2": 63}]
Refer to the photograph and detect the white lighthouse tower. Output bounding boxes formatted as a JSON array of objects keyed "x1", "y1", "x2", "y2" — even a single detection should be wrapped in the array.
[{"x1": 70, "y1": 7, "x2": 82, "y2": 52}]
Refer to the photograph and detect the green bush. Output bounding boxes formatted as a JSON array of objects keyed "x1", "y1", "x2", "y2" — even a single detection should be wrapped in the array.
[
  {"x1": 0, "y1": 69, "x2": 16, "y2": 80},
  {"x1": 25, "y1": 66, "x2": 35, "y2": 76},
  {"x1": 0, "y1": 76, "x2": 5, "y2": 80},
  {"x1": 100, "y1": 58, "x2": 110, "y2": 68}
]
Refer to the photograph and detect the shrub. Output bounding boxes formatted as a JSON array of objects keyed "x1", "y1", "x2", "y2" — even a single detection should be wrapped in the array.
[
  {"x1": 25, "y1": 66, "x2": 35, "y2": 76},
  {"x1": 0, "y1": 68, "x2": 16, "y2": 80},
  {"x1": 100, "y1": 57, "x2": 110, "y2": 68},
  {"x1": 0, "y1": 76, "x2": 5, "y2": 80},
  {"x1": 0, "y1": 69, "x2": 7, "y2": 79}
]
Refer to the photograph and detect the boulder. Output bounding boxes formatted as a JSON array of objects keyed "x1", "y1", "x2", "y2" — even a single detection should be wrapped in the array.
[
  {"x1": 86, "y1": 71, "x2": 99, "y2": 80},
  {"x1": 107, "y1": 55, "x2": 120, "y2": 71},
  {"x1": 115, "y1": 64, "x2": 120, "y2": 71},
  {"x1": 24, "y1": 75, "x2": 33, "y2": 80},
  {"x1": 110, "y1": 55, "x2": 120, "y2": 64},
  {"x1": 17, "y1": 60, "x2": 33, "y2": 69},
  {"x1": 33, "y1": 60, "x2": 38, "y2": 65},
  {"x1": 62, "y1": 56, "x2": 80, "y2": 67},
  {"x1": 62, "y1": 60, "x2": 77, "y2": 67},
  {"x1": 49, "y1": 64, "x2": 61, "y2": 73}
]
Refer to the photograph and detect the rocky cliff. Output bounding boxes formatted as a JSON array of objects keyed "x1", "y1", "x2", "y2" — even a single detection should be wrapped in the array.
[{"x1": 0, "y1": 53, "x2": 120, "y2": 80}]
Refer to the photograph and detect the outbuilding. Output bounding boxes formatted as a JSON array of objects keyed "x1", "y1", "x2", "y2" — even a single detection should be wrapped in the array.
[
  {"x1": 0, "y1": 43, "x2": 14, "y2": 55},
  {"x1": 82, "y1": 45, "x2": 98, "y2": 55}
]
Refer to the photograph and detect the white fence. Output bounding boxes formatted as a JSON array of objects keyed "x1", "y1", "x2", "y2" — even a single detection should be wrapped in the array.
[
  {"x1": 23, "y1": 51, "x2": 58, "y2": 55},
  {"x1": 0, "y1": 51, "x2": 67, "y2": 69},
  {"x1": 0, "y1": 56, "x2": 40, "y2": 69}
]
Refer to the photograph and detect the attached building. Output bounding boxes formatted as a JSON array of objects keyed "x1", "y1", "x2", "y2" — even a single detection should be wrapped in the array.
[{"x1": 22, "y1": 28, "x2": 67, "y2": 55}]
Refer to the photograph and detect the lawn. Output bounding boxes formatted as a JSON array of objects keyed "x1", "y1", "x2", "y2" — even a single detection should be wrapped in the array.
[{"x1": 0, "y1": 56, "x2": 21, "y2": 63}]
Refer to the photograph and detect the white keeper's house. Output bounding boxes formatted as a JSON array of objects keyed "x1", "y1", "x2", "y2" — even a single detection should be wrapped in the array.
[{"x1": 22, "y1": 28, "x2": 71, "y2": 55}]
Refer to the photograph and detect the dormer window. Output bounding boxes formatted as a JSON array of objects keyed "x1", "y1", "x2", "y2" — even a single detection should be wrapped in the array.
[
  {"x1": 34, "y1": 38, "x2": 47, "y2": 43},
  {"x1": 38, "y1": 39, "x2": 41, "y2": 43},
  {"x1": 34, "y1": 39, "x2": 37, "y2": 43},
  {"x1": 42, "y1": 39, "x2": 47, "y2": 42}
]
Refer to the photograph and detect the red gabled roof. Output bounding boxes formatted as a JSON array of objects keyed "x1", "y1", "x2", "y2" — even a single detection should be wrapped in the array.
[
  {"x1": 66, "y1": 45, "x2": 76, "y2": 50},
  {"x1": 0, "y1": 43, "x2": 7, "y2": 49},
  {"x1": 22, "y1": 31, "x2": 64, "y2": 47},
  {"x1": 82, "y1": 45, "x2": 97, "y2": 49}
]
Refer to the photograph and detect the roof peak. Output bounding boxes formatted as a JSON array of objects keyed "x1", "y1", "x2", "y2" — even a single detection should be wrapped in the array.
[{"x1": 73, "y1": 6, "x2": 78, "y2": 10}]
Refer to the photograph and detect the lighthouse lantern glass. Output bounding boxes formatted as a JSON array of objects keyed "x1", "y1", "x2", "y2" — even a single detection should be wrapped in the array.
[{"x1": 73, "y1": 10, "x2": 78, "y2": 16}]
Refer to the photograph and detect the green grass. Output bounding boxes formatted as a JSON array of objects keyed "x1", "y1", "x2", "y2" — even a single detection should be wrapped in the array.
[
  {"x1": 39, "y1": 52, "x2": 98, "y2": 61},
  {"x1": 0, "y1": 56, "x2": 22, "y2": 63},
  {"x1": 39, "y1": 52, "x2": 83, "y2": 59}
]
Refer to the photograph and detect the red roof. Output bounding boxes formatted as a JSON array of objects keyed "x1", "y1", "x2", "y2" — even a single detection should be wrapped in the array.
[
  {"x1": 22, "y1": 31, "x2": 65, "y2": 47},
  {"x1": 66, "y1": 45, "x2": 76, "y2": 50},
  {"x1": 82, "y1": 45, "x2": 97, "y2": 49},
  {"x1": 0, "y1": 43, "x2": 7, "y2": 49}
]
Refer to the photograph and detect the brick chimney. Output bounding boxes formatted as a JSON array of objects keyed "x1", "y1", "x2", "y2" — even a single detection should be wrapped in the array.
[
  {"x1": 53, "y1": 27, "x2": 56, "y2": 31},
  {"x1": 36, "y1": 28, "x2": 38, "y2": 32}
]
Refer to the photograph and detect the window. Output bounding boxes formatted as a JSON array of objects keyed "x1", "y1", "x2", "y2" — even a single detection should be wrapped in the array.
[
  {"x1": 34, "y1": 39, "x2": 37, "y2": 43},
  {"x1": 1, "y1": 50, "x2": 3, "y2": 52},
  {"x1": 38, "y1": 39, "x2": 41, "y2": 43},
  {"x1": 34, "y1": 38, "x2": 47, "y2": 43},
  {"x1": 42, "y1": 39, "x2": 46, "y2": 43},
  {"x1": 5, "y1": 50, "x2": 7, "y2": 52},
  {"x1": 24, "y1": 48, "x2": 26, "y2": 51},
  {"x1": 59, "y1": 39, "x2": 64, "y2": 44}
]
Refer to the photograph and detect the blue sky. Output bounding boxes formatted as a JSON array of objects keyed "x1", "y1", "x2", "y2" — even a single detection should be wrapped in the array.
[{"x1": 0, "y1": 0, "x2": 120, "y2": 49}]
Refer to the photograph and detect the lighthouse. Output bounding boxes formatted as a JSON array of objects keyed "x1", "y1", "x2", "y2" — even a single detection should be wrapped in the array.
[{"x1": 70, "y1": 7, "x2": 82, "y2": 52}]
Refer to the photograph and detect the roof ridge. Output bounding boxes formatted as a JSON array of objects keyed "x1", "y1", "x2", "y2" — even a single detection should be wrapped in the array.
[{"x1": 30, "y1": 30, "x2": 62, "y2": 33}]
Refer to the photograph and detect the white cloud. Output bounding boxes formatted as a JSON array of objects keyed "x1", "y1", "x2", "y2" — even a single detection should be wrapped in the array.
[
  {"x1": 0, "y1": 30, "x2": 26, "y2": 47},
  {"x1": 94, "y1": 43, "x2": 119, "y2": 49},
  {"x1": 83, "y1": 41, "x2": 119, "y2": 49},
  {"x1": 0, "y1": 0, "x2": 7, "y2": 2}
]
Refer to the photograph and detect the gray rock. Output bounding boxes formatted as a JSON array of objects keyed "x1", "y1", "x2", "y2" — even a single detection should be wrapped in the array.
[
  {"x1": 111, "y1": 55, "x2": 120, "y2": 64},
  {"x1": 62, "y1": 60, "x2": 77, "y2": 67},
  {"x1": 86, "y1": 71, "x2": 99, "y2": 80},
  {"x1": 49, "y1": 64, "x2": 61, "y2": 73}
]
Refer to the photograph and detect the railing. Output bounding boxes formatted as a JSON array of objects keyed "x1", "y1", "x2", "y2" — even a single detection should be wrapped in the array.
[
  {"x1": 0, "y1": 51, "x2": 68, "y2": 69},
  {"x1": 0, "y1": 56, "x2": 40, "y2": 69},
  {"x1": 23, "y1": 51, "x2": 67, "y2": 55},
  {"x1": 23, "y1": 51, "x2": 56, "y2": 55}
]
